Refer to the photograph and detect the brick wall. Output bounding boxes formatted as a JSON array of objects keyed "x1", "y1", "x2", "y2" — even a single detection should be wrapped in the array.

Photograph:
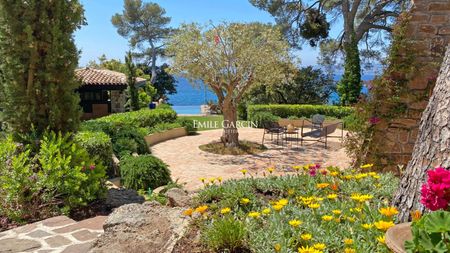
[{"x1": 368, "y1": 0, "x2": 450, "y2": 171}]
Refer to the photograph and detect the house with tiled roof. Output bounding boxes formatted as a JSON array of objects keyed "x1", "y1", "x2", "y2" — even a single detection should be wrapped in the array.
[{"x1": 75, "y1": 68, "x2": 146, "y2": 119}]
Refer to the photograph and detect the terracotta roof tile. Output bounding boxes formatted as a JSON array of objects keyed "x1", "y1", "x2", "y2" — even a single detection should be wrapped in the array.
[{"x1": 75, "y1": 68, "x2": 146, "y2": 87}]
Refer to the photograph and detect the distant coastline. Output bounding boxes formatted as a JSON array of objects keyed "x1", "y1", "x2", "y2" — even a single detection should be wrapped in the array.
[{"x1": 168, "y1": 75, "x2": 376, "y2": 114}]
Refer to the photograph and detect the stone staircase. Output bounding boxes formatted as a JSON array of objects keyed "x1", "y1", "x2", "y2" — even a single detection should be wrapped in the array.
[{"x1": 0, "y1": 215, "x2": 106, "y2": 253}]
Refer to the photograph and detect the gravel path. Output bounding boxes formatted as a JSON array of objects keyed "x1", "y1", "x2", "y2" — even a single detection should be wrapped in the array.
[{"x1": 151, "y1": 127, "x2": 351, "y2": 191}]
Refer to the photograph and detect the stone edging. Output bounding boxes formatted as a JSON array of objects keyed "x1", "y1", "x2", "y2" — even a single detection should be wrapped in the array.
[{"x1": 144, "y1": 127, "x2": 187, "y2": 147}]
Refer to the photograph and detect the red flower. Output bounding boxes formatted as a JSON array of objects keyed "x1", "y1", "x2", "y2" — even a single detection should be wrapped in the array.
[{"x1": 420, "y1": 167, "x2": 450, "y2": 211}]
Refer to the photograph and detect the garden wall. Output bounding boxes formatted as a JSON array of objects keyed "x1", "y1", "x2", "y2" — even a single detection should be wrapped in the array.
[{"x1": 368, "y1": 0, "x2": 450, "y2": 170}]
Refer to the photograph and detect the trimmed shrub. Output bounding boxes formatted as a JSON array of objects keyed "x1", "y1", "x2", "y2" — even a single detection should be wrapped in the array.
[
  {"x1": 177, "y1": 118, "x2": 197, "y2": 135},
  {"x1": 0, "y1": 132, "x2": 106, "y2": 222},
  {"x1": 112, "y1": 127, "x2": 148, "y2": 158},
  {"x1": 248, "y1": 111, "x2": 280, "y2": 128},
  {"x1": 80, "y1": 107, "x2": 177, "y2": 158},
  {"x1": 237, "y1": 102, "x2": 248, "y2": 120},
  {"x1": 247, "y1": 104, "x2": 353, "y2": 120},
  {"x1": 120, "y1": 154, "x2": 171, "y2": 191},
  {"x1": 93, "y1": 107, "x2": 177, "y2": 129},
  {"x1": 75, "y1": 131, "x2": 113, "y2": 173}
]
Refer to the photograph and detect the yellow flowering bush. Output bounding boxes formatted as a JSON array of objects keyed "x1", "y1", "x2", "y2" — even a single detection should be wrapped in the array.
[{"x1": 191, "y1": 165, "x2": 398, "y2": 252}]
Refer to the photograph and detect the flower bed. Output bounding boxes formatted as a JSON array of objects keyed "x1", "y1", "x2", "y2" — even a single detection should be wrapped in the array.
[{"x1": 183, "y1": 165, "x2": 399, "y2": 253}]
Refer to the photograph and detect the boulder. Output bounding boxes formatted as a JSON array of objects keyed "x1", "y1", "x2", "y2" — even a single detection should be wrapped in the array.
[
  {"x1": 90, "y1": 203, "x2": 188, "y2": 253},
  {"x1": 105, "y1": 188, "x2": 145, "y2": 208},
  {"x1": 165, "y1": 188, "x2": 191, "y2": 207}
]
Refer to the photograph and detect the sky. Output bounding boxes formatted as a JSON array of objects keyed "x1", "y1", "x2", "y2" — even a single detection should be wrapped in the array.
[{"x1": 75, "y1": 0, "x2": 330, "y2": 67}]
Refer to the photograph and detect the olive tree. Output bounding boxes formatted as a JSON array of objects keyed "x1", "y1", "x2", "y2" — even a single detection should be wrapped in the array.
[{"x1": 167, "y1": 22, "x2": 291, "y2": 147}]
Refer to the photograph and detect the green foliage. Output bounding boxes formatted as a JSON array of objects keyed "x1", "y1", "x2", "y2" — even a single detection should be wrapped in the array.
[
  {"x1": 405, "y1": 211, "x2": 450, "y2": 253},
  {"x1": 0, "y1": 132, "x2": 106, "y2": 222},
  {"x1": 125, "y1": 51, "x2": 140, "y2": 111},
  {"x1": 120, "y1": 154, "x2": 171, "y2": 191},
  {"x1": 344, "y1": 13, "x2": 421, "y2": 168},
  {"x1": 0, "y1": 0, "x2": 85, "y2": 134},
  {"x1": 337, "y1": 37, "x2": 362, "y2": 106},
  {"x1": 80, "y1": 107, "x2": 177, "y2": 158},
  {"x1": 139, "y1": 63, "x2": 177, "y2": 101},
  {"x1": 299, "y1": 9, "x2": 330, "y2": 47},
  {"x1": 247, "y1": 104, "x2": 353, "y2": 120},
  {"x1": 81, "y1": 108, "x2": 177, "y2": 133},
  {"x1": 203, "y1": 217, "x2": 249, "y2": 252},
  {"x1": 196, "y1": 169, "x2": 398, "y2": 253},
  {"x1": 176, "y1": 118, "x2": 197, "y2": 135},
  {"x1": 244, "y1": 66, "x2": 336, "y2": 105},
  {"x1": 248, "y1": 111, "x2": 280, "y2": 129},
  {"x1": 74, "y1": 131, "x2": 113, "y2": 175}
]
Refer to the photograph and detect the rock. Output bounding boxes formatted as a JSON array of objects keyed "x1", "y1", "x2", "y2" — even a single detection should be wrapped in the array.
[
  {"x1": 165, "y1": 188, "x2": 191, "y2": 207},
  {"x1": 105, "y1": 188, "x2": 145, "y2": 208},
  {"x1": 152, "y1": 185, "x2": 166, "y2": 194},
  {"x1": 111, "y1": 154, "x2": 120, "y2": 177},
  {"x1": 0, "y1": 238, "x2": 42, "y2": 252},
  {"x1": 106, "y1": 177, "x2": 121, "y2": 189},
  {"x1": 90, "y1": 203, "x2": 189, "y2": 253}
]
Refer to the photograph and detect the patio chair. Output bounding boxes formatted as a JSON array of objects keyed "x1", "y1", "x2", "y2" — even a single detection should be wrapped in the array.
[
  {"x1": 262, "y1": 121, "x2": 284, "y2": 145},
  {"x1": 300, "y1": 122, "x2": 340, "y2": 148},
  {"x1": 311, "y1": 114, "x2": 325, "y2": 130}
]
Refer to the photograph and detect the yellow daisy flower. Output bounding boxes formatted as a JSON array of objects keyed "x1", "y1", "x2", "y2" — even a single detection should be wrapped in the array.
[
  {"x1": 289, "y1": 219, "x2": 303, "y2": 227},
  {"x1": 300, "y1": 233, "x2": 312, "y2": 241},
  {"x1": 374, "y1": 220, "x2": 394, "y2": 231}
]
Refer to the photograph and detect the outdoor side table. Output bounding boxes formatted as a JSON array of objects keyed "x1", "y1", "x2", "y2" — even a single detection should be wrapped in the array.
[{"x1": 284, "y1": 128, "x2": 299, "y2": 147}]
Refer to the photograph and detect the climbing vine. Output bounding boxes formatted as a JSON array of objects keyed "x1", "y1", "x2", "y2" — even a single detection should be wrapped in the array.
[{"x1": 344, "y1": 12, "x2": 437, "y2": 170}]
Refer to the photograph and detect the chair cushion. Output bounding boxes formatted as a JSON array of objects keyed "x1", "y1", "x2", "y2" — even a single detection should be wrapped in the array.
[{"x1": 302, "y1": 129, "x2": 321, "y2": 138}]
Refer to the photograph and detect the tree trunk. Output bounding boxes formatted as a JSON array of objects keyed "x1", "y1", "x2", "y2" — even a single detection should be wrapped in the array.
[
  {"x1": 149, "y1": 41, "x2": 157, "y2": 84},
  {"x1": 393, "y1": 45, "x2": 450, "y2": 222},
  {"x1": 221, "y1": 99, "x2": 239, "y2": 148}
]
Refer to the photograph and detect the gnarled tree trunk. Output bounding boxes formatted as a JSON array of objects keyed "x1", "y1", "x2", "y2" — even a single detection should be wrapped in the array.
[
  {"x1": 393, "y1": 45, "x2": 450, "y2": 222},
  {"x1": 221, "y1": 98, "x2": 239, "y2": 148}
]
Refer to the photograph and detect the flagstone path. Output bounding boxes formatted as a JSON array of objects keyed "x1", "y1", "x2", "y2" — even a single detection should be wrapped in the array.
[
  {"x1": 152, "y1": 127, "x2": 351, "y2": 191},
  {"x1": 0, "y1": 216, "x2": 106, "y2": 253}
]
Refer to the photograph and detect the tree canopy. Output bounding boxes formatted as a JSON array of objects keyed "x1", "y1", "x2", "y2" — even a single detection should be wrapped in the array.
[
  {"x1": 250, "y1": 0, "x2": 406, "y2": 105},
  {"x1": 112, "y1": 0, "x2": 173, "y2": 84},
  {"x1": 167, "y1": 22, "x2": 292, "y2": 146},
  {"x1": 244, "y1": 66, "x2": 335, "y2": 105}
]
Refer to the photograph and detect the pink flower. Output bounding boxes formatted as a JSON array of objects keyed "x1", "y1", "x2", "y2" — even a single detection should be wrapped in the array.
[
  {"x1": 309, "y1": 168, "x2": 316, "y2": 177},
  {"x1": 369, "y1": 117, "x2": 381, "y2": 125},
  {"x1": 420, "y1": 167, "x2": 450, "y2": 211},
  {"x1": 89, "y1": 164, "x2": 96, "y2": 171}
]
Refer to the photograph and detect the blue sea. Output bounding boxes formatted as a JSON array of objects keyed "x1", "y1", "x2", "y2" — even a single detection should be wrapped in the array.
[{"x1": 168, "y1": 75, "x2": 375, "y2": 114}]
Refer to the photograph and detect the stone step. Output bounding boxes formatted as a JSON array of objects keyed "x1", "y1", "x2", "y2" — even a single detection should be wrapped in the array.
[{"x1": 0, "y1": 215, "x2": 106, "y2": 253}]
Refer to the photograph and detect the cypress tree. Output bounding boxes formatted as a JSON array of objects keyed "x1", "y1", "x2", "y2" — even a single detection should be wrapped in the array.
[
  {"x1": 0, "y1": 0, "x2": 85, "y2": 134},
  {"x1": 125, "y1": 52, "x2": 139, "y2": 111}
]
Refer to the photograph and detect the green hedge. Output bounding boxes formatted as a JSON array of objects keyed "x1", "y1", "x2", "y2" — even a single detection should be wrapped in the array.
[
  {"x1": 80, "y1": 108, "x2": 178, "y2": 158},
  {"x1": 247, "y1": 104, "x2": 353, "y2": 120},
  {"x1": 248, "y1": 111, "x2": 280, "y2": 129},
  {"x1": 120, "y1": 154, "x2": 171, "y2": 191},
  {"x1": 82, "y1": 107, "x2": 177, "y2": 130},
  {"x1": 75, "y1": 131, "x2": 113, "y2": 174}
]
